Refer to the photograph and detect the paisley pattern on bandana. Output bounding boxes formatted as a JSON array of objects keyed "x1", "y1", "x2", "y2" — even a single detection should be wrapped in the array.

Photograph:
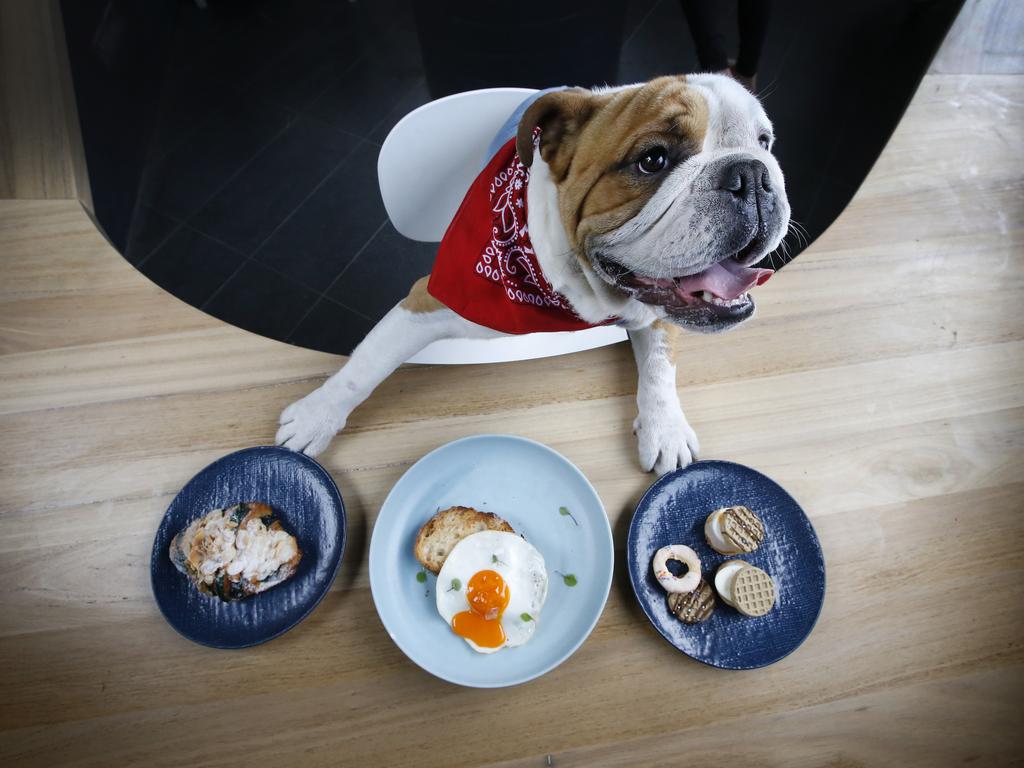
[
  {"x1": 427, "y1": 137, "x2": 620, "y2": 335},
  {"x1": 474, "y1": 145, "x2": 570, "y2": 311}
]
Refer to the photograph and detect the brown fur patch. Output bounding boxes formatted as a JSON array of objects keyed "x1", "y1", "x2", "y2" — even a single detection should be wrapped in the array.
[
  {"x1": 652, "y1": 318, "x2": 680, "y2": 357},
  {"x1": 401, "y1": 275, "x2": 444, "y2": 313},
  {"x1": 517, "y1": 76, "x2": 709, "y2": 255}
]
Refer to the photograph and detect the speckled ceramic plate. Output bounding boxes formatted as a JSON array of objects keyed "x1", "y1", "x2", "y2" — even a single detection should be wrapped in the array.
[
  {"x1": 369, "y1": 435, "x2": 613, "y2": 687},
  {"x1": 151, "y1": 446, "x2": 346, "y2": 648},
  {"x1": 627, "y1": 460, "x2": 825, "y2": 669}
]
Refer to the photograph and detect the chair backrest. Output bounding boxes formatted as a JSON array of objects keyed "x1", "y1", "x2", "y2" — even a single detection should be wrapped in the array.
[{"x1": 378, "y1": 87, "x2": 536, "y2": 242}]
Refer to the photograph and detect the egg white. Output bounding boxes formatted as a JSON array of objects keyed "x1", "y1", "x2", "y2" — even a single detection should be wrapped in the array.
[{"x1": 435, "y1": 530, "x2": 548, "y2": 654}]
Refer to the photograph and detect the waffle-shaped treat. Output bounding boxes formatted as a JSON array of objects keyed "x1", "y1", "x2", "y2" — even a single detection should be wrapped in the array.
[
  {"x1": 704, "y1": 505, "x2": 766, "y2": 555},
  {"x1": 730, "y1": 564, "x2": 776, "y2": 617}
]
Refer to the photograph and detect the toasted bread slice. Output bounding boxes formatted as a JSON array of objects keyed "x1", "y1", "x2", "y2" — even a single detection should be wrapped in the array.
[{"x1": 414, "y1": 506, "x2": 515, "y2": 574}]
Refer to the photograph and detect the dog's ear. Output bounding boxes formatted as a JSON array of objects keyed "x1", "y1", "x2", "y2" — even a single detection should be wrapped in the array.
[{"x1": 516, "y1": 88, "x2": 596, "y2": 177}]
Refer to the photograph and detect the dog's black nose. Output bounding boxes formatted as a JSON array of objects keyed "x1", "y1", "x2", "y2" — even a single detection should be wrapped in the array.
[{"x1": 719, "y1": 159, "x2": 771, "y2": 201}]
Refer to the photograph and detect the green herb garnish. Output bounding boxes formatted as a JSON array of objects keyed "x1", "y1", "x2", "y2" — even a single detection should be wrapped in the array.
[
  {"x1": 556, "y1": 571, "x2": 578, "y2": 587},
  {"x1": 558, "y1": 506, "x2": 579, "y2": 526},
  {"x1": 415, "y1": 570, "x2": 427, "y2": 583},
  {"x1": 520, "y1": 613, "x2": 533, "y2": 622},
  {"x1": 491, "y1": 554, "x2": 506, "y2": 566},
  {"x1": 447, "y1": 578, "x2": 461, "y2": 592}
]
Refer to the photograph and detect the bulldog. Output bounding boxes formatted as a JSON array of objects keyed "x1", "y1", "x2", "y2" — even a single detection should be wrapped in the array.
[{"x1": 276, "y1": 73, "x2": 790, "y2": 475}]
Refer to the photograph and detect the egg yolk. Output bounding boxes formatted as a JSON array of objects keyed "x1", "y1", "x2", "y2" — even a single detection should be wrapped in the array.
[{"x1": 451, "y1": 569, "x2": 510, "y2": 648}]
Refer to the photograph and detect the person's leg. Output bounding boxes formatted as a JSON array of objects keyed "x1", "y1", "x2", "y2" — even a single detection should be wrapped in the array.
[
  {"x1": 734, "y1": 0, "x2": 773, "y2": 90},
  {"x1": 681, "y1": 0, "x2": 731, "y2": 73}
]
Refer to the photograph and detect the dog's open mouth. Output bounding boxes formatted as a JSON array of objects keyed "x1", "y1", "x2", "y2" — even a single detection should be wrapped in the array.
[{"x1": 595, "y1": 254, "x2": 774, "y2": 315}]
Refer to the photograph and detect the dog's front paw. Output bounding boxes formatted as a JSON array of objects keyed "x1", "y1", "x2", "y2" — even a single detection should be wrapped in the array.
[
  {"x1": 633, "y1": 407, "x2": 700, "y2": 476},
  {"x1": 275, "y1": 388, "x2": 347, "y2": 457}
]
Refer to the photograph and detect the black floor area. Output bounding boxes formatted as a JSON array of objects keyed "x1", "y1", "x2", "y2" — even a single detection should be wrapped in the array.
[
  {"x1": 120, "y1": 0, "x2": 433, "y2": 353},
  {"x1": 63, "y1": 0, "x2": 963, "y2": 355}
]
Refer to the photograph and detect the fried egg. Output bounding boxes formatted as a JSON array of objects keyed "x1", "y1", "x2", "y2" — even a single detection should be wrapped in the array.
[{"x1": 435, "y1": 530, "x2": 548, "y2": 653}]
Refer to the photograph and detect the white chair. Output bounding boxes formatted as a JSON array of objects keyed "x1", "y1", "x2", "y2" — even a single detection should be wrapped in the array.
[{"x1": 377, "y1": 87, "x2": 627, "y2": 365}]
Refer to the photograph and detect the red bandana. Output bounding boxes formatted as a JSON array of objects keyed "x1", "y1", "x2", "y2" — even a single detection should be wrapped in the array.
[{"x1": 427, "y1": 138, "x2": 617, "y2": 334}]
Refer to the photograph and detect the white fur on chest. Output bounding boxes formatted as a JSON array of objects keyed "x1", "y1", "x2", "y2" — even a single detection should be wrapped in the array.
[{"x1": 525, "y1": 156, "x2": 658, "y2": 331}]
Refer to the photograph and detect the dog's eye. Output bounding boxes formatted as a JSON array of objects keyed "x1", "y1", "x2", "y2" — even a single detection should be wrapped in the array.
[
  {"x1": 758, "y1": 133, "x2": 771, "y2": 150},
  {"x1": 637, "y1": 147, "x2": 668, "y2": 174}
]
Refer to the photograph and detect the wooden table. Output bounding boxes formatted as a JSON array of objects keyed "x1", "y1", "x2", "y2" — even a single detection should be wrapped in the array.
[{"x1": 1, "y1": 74, "x2": 1022, "y2": 767}]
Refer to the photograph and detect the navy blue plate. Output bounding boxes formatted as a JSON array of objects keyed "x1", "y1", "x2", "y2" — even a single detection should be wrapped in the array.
[
  {"x1": 627, "y1": 460, "x2": 825, "y2": 669},
  {"x1": 151, "y1": 446, "x2": 346, "y2": 648}
]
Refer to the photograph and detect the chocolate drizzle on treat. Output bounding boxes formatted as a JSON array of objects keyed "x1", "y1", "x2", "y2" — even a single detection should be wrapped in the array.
[
  {"x1": 721, "y1": 505, "x2": 766, "y2": 553},
  {"x1": 666, "y1": 579, "x2": 716, "y2": 624}
]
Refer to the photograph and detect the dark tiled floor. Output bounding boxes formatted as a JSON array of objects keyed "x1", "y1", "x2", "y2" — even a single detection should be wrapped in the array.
[
  {"x1": 123, "y1": 205, "x2": 179, "y2": 266},
  {"x1": 325, "y1": 223, "x2": 437, "y2": 320},
  {"x1": 140, "y1": 226, "x2": 247, "y2": 308},
  {"x1": 141, "y1": 92, "x2": 294, "y2": 221},
  {"x1": 306, "y1": 55, "x2": 424, "y2": 138},
  {"x1": 287, "y1": 296, "x2": 377, "y2": 354},
  {"x1": 109, "y1": 0, "x2": 960, "y2": 356},
  {"x1": 147, "y1": 68, "x2": 235, "y2": 163},
  {"x1": 254, "y1": 142, "x2": 388, "y2": 292},
  {"x1": 190, "y1": 114, "x2": 361, "y2": 254},
  {"x1": 121, "y1": 0, "x2": 433, "y2": 357},
  {"x1": 244, "y1": 29, "x2": 362, "y2": 112},
  {"x1": 365, "y1": 77, "x2": 432, "y2": 145},
  {"x1": 204, "y1": 259, "x2": 321, "y2": 340},
  {"x1": 618, "y1": 0, "x2": 694, "y2": 83}
]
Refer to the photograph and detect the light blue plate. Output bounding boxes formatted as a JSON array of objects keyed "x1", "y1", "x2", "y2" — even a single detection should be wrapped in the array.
[{"x1": 369, "y1": 435, "x2": 613, "y2": 687}]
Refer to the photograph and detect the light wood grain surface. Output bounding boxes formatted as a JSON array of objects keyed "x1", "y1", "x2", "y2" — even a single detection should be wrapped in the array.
[
  {"x1": 0, "y1": 0, "x2": 83, "y2": 201},
  {"x1": 1, "y1": 73, "x2": 1022, "y2": 767}
]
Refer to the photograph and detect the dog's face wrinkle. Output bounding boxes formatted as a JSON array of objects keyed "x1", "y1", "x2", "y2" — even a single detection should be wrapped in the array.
[
  {"x1": 517, "y1": 75, "x2": 788, "y2": 333},
  {"x1": 576, "y1": 156, "x2": 680, "y2": 236},
  {"x1": 547, "y1": 78, "x2": 710, "y2": 247},
  {"x1": 561, "y1": 78, "x2": 790, "y2": 333},
  {"x1": 573, "y1": 141, "x2": 702, "y2": 246}
]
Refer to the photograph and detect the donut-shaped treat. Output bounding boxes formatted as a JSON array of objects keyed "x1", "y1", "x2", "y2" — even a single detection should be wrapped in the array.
[{"x1": 652, "y1": 544, "x2": 702, "y2": 594}]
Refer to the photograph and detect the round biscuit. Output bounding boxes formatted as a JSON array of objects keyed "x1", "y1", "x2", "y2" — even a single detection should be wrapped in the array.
[
  {"x1": 720, "y1": 505, "x2": 766, "y2": 555},
  {"x1": 666, "y1": 578, "x2": 716, "y2": 624},
  {"x1": 732, "y1": 564, "x2": 776, "y2": 618},
  {"x1": 713, "y1": 559, "x2": 748, "y2": 609},
  {"x1": 704, "y1": 509, "x2": 744, "y2": 555}
]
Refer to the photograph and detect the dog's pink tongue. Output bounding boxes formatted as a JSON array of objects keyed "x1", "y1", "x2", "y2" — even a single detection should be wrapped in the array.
[{"x1": 675, "y1": 260, "x2": 774, "y2": 299}]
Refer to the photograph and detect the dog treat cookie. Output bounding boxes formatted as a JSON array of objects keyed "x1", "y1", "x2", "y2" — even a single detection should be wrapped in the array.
[
  {"x1": 666, "y1": 579, "x2": 716, "y2": 624},
  {"x1": 713, "y1": 560, "x2": 748, "y2": 609},
  {"x1": 730, "y1": 564, "x2": 776, "y2": 617},
  {"x1": 704, "y1": 505, "x2": 766, "y2": 555},
  {"x1": 652, "y1": 544, "x2": 702, "y2": 594}
]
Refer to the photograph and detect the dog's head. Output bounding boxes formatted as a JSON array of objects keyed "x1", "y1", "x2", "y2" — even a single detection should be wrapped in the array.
[{"x1": 517, "y1": 74, "x2": 790, "y2": 332}]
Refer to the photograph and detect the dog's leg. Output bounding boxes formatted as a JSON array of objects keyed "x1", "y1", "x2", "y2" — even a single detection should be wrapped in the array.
[
  {"x1": 276, "y1": 278, "x2": 490, "y2": 456},
  {"x1": 628, "y1": 320, "x2": 700, "y2": 475}
]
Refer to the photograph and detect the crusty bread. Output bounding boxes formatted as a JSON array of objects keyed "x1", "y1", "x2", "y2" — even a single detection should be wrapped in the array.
[
  {"x1": 169, "y1": 502, "x2": 302, "y2": 602},
  {"x1": 414, "y1": 506, "x2": 515, "y2": 574}
]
